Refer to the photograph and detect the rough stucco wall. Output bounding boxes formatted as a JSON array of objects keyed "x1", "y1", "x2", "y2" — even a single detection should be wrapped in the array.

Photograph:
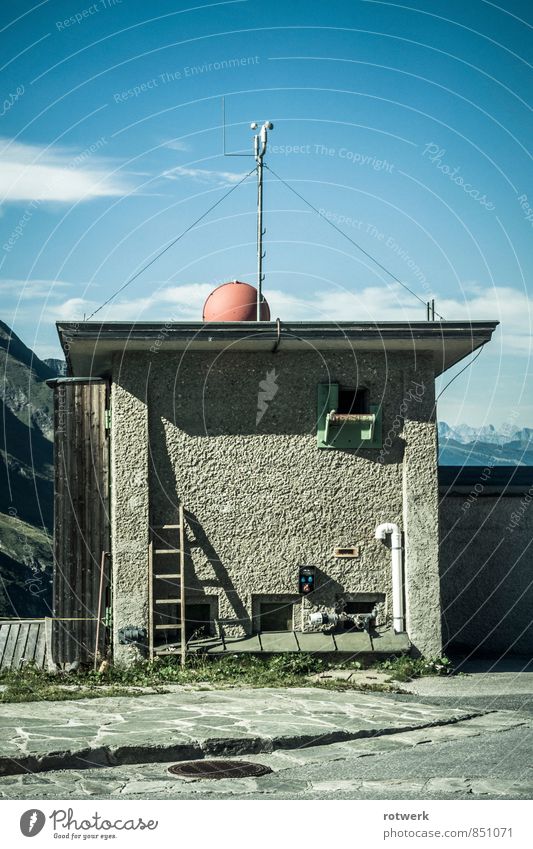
[
  {"x1": 401, "y1": 359, "x2": 442, "y2": 658},
  {"x1": 440, "y1": 495, "x2": 533, "y2": 655},
  {"x1": 110, "y1": 360, "x2": 150, "y2": 663},
  {"x1": 109, "y1": 346, "x2": 442, "y2": 655}
]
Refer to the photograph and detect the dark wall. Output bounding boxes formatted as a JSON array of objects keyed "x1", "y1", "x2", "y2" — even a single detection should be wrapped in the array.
[
  {"x1": 52, "y1": 379, "x2": 110, "y2": 664},
  {"x1": 439, "y1": 467, "x2": 533, "y2": 656}
]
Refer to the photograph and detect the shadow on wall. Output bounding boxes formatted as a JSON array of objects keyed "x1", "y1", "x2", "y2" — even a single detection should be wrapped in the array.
[
  {"x1": 308, "y1": 566, "x2": 346, "y2": 604},
  {"x1": 185, "y1": 509, "x2": 252, "y2": 634},
  {"x1": 136, "y1": 349, "x2": 430, "y2": 453},
  {"x1": 439, "y1": 491, "x2": 533, "y2": 656},
  {"x1": 148, "y1": 412, "x2": 252, "y2": 634}
]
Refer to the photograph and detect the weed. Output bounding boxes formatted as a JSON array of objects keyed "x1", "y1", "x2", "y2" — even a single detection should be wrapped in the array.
[
  {"x1": 0, "y1": 663, "x2": 145, "y2": 703},
  {"x1": 379, "y1": 655, "x2": 453, "y2": 682},
  {"x1": 0, "y1": 653, "x2": 449, "y2": 702},
  {"x1": 0, "y1": 654, "x2": 327, "y2": 702}
]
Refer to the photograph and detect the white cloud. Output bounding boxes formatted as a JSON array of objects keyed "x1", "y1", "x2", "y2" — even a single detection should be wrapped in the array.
[
  {"x1": 0, "y1": 278, "x2": 71, "y2": 298},
  {"x1": 153, "y1": 283, "x2": 212, "y2": 318},
  {"x1": 438, "y1": 286, "x2": 531, "y2": 355},
  {"x1": 52, "y1": 294, "x2": 156, "y2": 322},
  {"x1": 53, "y1": 297, "x2": 94, "y2": 320},
  {"x1": 265, "y1": 284, "x2": 531, "y2": 355},
  {"x1": 0, "y1": 138, "x2": 131, "y2": 203},
  {"x1": 43, "y1": 281, "x2": 533, "y2": 358},
  {"x1": 163, "y1": 165, "x2": 247, "y2": 186},
  {"x1": 163, "y1": 140, "x2": 191, "y2": 152}
]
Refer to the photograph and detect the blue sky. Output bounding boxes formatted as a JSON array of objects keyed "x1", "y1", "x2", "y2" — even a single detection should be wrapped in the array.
[{"x1": 1, "y1": 0, "x2": 532, "y2": 427}]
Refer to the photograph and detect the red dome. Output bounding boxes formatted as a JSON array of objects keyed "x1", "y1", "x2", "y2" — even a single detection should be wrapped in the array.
[{"x1": 202, "y1": 281, "x2": 270, "y2": 322}]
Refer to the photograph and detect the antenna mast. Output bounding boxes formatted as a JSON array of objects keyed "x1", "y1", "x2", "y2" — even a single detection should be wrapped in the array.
[{"x1": 251, "y1": 120, "x2": 274, "y2": 320}]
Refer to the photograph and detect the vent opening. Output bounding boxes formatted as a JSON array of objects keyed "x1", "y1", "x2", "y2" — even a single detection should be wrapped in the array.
[{"x1": 337, "y1": 388, "x2": 369, "y2": 414}]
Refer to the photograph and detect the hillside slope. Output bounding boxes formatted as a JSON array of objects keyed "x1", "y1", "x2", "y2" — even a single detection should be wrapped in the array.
[{"x1": 0, "y1": 320, "x2": 54, "y2": 616}]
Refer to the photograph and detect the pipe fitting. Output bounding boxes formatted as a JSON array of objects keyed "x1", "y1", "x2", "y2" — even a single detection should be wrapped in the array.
[{"x1": 375, "y1": 522, "x2": 405, "y2": 634}]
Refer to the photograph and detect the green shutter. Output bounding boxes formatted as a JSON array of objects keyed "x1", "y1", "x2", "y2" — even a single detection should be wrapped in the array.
[{"x1": 317, "y1": 384, "x2": 382, "y2": 449}]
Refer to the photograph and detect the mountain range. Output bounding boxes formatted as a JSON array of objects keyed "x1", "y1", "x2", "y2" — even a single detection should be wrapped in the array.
[
  {"x1": 0, "y1": 319, "x2": 53, "y2": 617},
  {"x1": 438, "y1": 422, "x2": 533, "y2": 466}
]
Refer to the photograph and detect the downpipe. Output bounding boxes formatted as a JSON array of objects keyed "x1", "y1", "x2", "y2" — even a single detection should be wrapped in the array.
[{"x1": 375, "y1": 522, "x2": 405, "y2": 633}]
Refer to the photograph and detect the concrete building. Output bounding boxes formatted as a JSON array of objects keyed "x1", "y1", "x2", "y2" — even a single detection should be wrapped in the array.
[{"x1": 50, "y1": 316, "x2": 499, "y2": 665}]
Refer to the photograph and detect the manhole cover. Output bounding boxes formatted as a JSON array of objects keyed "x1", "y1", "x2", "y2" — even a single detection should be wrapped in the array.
[{"x1": 168, "y1": 759, "x2": 273, "y2": 780}]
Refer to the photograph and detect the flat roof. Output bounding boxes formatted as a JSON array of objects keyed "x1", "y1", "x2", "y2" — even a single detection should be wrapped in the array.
[
  {"x1": 56, "y1": 320, "x2": 499, "y2": 377},
  {"x1": 439, "y1": 465, "x2": 533, "y2": 494}
]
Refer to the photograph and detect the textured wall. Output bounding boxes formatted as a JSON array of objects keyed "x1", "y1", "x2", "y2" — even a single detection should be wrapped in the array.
[
  {"x1": 402, "y1": 354, "x2": 442, "y2": 658},
  {"x1": 440, "y1": 494, "x2": 533, "y2": 655},
  {"x1": 111, "y1": 360, "x2": 150, "y2": 664},
  {"x1": 110, "y1": 347, "x2": 442, "y2": 659}
]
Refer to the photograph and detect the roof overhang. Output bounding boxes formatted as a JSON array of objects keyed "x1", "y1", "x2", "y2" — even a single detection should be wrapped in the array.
[{"x1": 56, "y1": 320, "x2": 499, "y2": 378}]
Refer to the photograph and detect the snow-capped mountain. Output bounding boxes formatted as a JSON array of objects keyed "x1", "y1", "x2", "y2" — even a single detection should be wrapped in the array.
[{"x1": 438, "y1": 422, "x2": 533, "y2": 465}]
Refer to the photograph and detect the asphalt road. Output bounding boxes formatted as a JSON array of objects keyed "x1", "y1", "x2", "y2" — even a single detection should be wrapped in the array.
[
  {"x1": 1, "y1": 694, "x2": 531, "y2": 800},
  {"x1": 1, "y1": 658, "x2": 532, "y2": 801}
]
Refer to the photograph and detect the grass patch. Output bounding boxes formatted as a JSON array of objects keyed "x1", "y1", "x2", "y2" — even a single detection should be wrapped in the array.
[
  {"x1": 87, "y1": 652, "x2": 329, "y2": 688},
  {"x1": 0, "y1": 653, "x2": 453, "y2": 702},
  {"x1": 0, "y1": 654, "x2": 327, "y2": 702},
  {"x1": 0, "y1": 664, "x2": 151, "y2": 703}
]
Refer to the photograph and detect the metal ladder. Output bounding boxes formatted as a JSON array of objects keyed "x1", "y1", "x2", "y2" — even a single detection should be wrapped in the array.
[{"x1": 148, "y1": 503, "x2": 186, "y2": 665}]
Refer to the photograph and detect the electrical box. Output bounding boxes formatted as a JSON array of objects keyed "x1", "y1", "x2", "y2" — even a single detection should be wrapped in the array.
[
  {"x1": 317, "y1": 384, "x2": 382, "y2": 449},
  {"x1": 298, "y1": 565, "x2": 316, "y2": 594}
]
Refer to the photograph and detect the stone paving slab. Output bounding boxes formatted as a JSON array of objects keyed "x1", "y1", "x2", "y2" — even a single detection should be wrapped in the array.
[
  {"x1": 310, "y1": 669, "x2": 395, "y2": 687},
  {"x1": 0, "y1": 687, "x2": 482, "y2": 777},
  {"x1": 0, "y1": 709, "x2": 529, "y2": 800}
]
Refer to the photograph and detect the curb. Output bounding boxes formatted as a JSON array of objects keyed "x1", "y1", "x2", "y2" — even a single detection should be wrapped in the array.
[{"x1": 0, "y1": 710, "x2": 487, "y2": 777}]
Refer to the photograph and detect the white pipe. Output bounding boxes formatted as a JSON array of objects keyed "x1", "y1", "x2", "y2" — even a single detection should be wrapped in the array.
[{"x1": 375, "y1": 522, "x2": 405, "y2": 633}]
